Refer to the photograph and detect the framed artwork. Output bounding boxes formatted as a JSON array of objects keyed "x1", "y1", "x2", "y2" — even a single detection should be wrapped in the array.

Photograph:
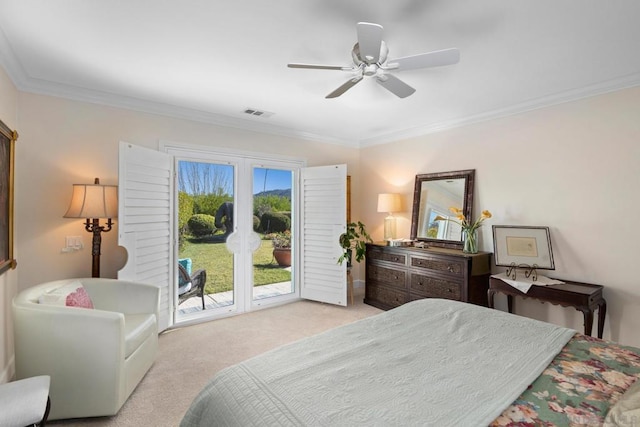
[
  {"x1": 492, "y1": 225, "x2": 554, "y2": 270},
  {"x1": 0, "y1": 118, "x2": 17, "y2": 276}
]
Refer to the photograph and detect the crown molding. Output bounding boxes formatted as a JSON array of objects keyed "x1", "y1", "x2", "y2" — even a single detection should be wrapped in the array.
[
  {"x1": 358, "y1": 72, "x2": 640, "y2": 148},
  {"x1": 15, "y1": 75, "x2": 358, "y2": 147},
  {"x1": 0, "y1": 26, "x2": 29, "y2": 88}
]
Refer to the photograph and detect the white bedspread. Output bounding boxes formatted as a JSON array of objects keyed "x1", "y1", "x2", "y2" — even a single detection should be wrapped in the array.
[{"x1": 181, "y1": 299, "x2": 575, "y2": 427}]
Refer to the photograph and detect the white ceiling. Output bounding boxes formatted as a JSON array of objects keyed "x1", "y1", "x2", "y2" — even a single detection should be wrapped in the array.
[{"x1": 1, "y1": 1, "x2": 639, "y2": 147}]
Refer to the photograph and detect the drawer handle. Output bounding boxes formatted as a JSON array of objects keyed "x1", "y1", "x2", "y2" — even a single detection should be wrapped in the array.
[
  {"x1": 393, "y1": 257, "x2": 399, "y2": 261},
  {"x1": 393, "y1": 275, "x2": 399, "y2": 280},
  {"x1": 448, "y1": 288, "x2": 453, "y2": 293},
  {"x1": 447, "y1": 265, "x2": 454, "y2": 272}
]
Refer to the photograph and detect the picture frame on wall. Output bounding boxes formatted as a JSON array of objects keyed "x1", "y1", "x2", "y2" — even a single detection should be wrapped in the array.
[
  {"x1": 492, "y1": 225, "x2": 554, "y2": 270},
  {"x1": 0, "y1": 118, "x2": 17, "y2": 276}
]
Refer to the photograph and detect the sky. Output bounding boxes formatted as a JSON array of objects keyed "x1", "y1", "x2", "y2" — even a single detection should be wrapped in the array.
[
  {"x1": 178, "y1": 161, "x2": 292, "y2": 195},
  {"x1": 253, "y1": 168, "x2": 292, "y2": 194}
]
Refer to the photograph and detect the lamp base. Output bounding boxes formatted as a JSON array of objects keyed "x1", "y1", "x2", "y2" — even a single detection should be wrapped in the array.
[
  {"x1": 384, "y1": 215, "x2": 397, "y2": 240},
  {"x1": 85, "y1": 218, "x2": 113, "y2": 278}
]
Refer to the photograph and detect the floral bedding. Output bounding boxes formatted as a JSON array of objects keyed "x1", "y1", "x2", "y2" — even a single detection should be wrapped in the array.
[{"x1": 492, "y1": 334, "x2": 640, "y2": 426}]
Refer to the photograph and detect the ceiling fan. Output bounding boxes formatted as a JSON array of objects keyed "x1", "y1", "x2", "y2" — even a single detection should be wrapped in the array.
[{"x1": 287, "y1": 22, "x2": 460, "y2": 99}]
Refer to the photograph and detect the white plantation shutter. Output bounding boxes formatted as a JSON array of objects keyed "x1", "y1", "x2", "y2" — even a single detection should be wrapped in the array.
[
  {"x1": 118, "y1": 142, "x2": 173, "y2": 331},
  {"x1": 300, "y1": 164, "x2": 347, "y2": 306}
]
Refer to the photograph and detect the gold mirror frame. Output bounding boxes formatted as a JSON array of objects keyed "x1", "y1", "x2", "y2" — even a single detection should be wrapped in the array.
[{"x1": 0, "y1": 118, "x2": 17, "y2": 275}]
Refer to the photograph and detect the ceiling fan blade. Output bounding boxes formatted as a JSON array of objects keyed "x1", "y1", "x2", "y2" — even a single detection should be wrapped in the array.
[
  {"x1": 376, "y1": 74, "x2": 416, "y2": 98},
  {"x1": 326, "y1": 75, "x2": 364, "y2": 98},
  {"x1": 288, "y1": 63, "x2": 350, "y2": 70},
  {"x1": 387, "y1": 48, "x2": 460, "y2": 71},
  {"x1": 356, "y1": 22, "x2": 383, "y2": 64}
]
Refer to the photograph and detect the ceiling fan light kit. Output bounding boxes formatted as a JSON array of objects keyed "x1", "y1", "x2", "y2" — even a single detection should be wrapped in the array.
[{"x1": 288, "y1": 22, "x2": 460, "y2": 99}]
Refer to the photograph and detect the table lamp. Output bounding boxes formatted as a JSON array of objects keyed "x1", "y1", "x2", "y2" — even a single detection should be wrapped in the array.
[{"x1": 377, "y1": 193, "x2": 402, "y2": 240}]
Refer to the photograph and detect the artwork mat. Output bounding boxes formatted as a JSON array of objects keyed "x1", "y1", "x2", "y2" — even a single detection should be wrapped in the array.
[
  {"x1": 0, "y1": 118, "x2": 17, "y2": 276},
  {"x1": 492, "y1": 225, "x2": 554, "y2": 270}
]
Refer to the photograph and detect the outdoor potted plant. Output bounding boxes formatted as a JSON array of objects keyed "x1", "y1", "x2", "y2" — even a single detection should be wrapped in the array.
[
  {"x1": 270, "y1": 230, "x2": 292, "y2": 267},
  {"x1": 338, "y1": 221, "x2": 372, "y2": 266}
]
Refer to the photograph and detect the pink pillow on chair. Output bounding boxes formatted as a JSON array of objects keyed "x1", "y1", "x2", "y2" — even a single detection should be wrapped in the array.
[{"x1": 38, "y1": 282, "x2": 94, "y2": 309}]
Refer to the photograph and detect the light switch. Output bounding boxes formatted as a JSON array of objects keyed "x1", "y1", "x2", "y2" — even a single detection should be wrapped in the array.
[{"x1": 62, "y1": 236, "x2": 84, "y2": 253}]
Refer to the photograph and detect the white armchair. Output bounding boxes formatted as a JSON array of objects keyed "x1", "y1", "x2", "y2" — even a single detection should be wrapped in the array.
[{"x1": 12, "y1": 278, "x2": 160, "y2": 420}]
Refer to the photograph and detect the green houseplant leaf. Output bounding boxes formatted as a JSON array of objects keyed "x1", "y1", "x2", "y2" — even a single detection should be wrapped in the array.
[{"x1": 338, "y1": 221, "x2": 372, "y2": 265}]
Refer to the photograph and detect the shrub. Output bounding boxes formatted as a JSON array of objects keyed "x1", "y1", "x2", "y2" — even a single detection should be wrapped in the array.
[
  {"x1": 193, "y1": 194, "x2": 232, "y2": 216},
  {"x1": 253, "y1": 194, "x2": 291, "y2": 216},
  {"x1": 260, "y1": 212, "x2": 290, "y2": 233},
  {"x1": 178, "y1": 192, "x2": 194, "y2": 233},
  {"x1": 253, "y1": 215, "x2": 261, "y2": 232},
  {"x1": 188, "y1": 214, "x2": 216, "y2": 237}
]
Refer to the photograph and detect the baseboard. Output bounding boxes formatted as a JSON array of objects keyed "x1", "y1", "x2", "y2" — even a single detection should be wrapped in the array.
[{"x1": 0, "y1": 355, "x2": 15, "y2": 383}]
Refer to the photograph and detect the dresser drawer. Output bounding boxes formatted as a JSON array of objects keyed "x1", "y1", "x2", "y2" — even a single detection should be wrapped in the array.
[
  {"x1": 367, "y1": 264, "x2": 406, "y2": 289},
  {"x1": 409, "y1": 273, "x2": 462, "y2": 300},
  {"x1": 365, "y1": 243, "x2": 491, "y2": 310},
  {"x1": 366, "y1": 285, "x2": 408, "y2": 309},
  {"x1": 368, "y1": 247, "x2": 406, "y2": 265},
  {"x1": 409, "y1": 255, "x2": 465, "y2": 277}
]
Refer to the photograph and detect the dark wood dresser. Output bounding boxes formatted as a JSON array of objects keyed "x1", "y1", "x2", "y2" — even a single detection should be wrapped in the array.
[{"x1": 364, "y1": 243, "x2": 492, "y2": 310}]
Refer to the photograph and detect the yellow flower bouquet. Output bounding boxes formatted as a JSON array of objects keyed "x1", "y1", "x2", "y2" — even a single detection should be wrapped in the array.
[{"x1": 434, "y1": 208, "x2": 492, "y2": 253}]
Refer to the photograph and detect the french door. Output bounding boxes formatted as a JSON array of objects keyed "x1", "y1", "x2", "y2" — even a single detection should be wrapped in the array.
[
  {"x1": 118, "y1": 142, "x2": 347, "y2": 330},
  {"x1": 167, "y1": 146, "x2": 302, "y2": 323}
]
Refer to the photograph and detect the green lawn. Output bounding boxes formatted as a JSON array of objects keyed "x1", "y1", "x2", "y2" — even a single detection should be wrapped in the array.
[{"x1": 179, "y1": 234, "x2": 291, "y2": 294}]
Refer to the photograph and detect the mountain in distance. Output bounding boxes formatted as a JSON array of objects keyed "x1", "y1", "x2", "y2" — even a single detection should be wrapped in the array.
[{"x1": 254, "y1": 189, "x2": 291, "y2": 199}]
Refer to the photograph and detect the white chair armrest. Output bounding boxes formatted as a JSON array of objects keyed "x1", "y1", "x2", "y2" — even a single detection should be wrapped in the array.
[
  {"x1": 80, "y1": 278, "x2": 160, "y2": 315},
  {"x1": 13, "y1": 302, "x2": 126, "y2": 361}
]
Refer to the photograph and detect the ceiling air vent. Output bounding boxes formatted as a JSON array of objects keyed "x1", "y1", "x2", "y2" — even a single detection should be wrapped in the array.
[{"x1": 243, "y1": 108, "x2": 274, "y2": 118}]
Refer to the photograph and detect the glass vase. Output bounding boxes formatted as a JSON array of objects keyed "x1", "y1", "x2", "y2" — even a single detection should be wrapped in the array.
[{"x1": 463, "y1": 229, "x2": 478, "y2": 254}]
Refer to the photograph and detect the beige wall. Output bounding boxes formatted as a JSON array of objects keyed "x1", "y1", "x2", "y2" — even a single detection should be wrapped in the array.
[
  {"x1": 0, "y1": 66, "x2": 18, "y2": 383},
  {"x1": 360, "y1": 86, "x2": 640, "y2": 347}
]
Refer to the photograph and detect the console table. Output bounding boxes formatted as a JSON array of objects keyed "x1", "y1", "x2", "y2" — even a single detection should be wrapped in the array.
[{"x1": 488, "y1": 276, "x2": 607, "y2": 338}]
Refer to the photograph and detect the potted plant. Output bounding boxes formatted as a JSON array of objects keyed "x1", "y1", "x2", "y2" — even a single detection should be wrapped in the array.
[
  {"x1": 269, "y1": 230, "x2": 291, "y2": 267},
  {"x1": 338, "y1": 221, "x2": 372, "y2": 266}
]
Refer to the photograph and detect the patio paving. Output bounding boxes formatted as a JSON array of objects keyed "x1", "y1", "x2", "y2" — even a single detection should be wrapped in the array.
[{"x1": 178, "y1": 281, "x2": 293, "y2": 315}]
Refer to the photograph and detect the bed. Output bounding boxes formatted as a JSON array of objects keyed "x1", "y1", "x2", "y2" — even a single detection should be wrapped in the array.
[{"x1": 180, "y1": 299, "x2": 640, "y2": 426}]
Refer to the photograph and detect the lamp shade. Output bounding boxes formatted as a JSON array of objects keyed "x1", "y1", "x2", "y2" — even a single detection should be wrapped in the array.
[
  {"x1": 64, "y1": 178, "x2": 118, "y2": 219},
  {"x1": 377, "y1": 193, "x2": 402, "y2": 213}
]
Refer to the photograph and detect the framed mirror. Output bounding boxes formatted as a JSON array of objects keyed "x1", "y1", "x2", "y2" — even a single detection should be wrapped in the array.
[{"x1": 410, "y1": 169, "x2": 475, "y2": 249}]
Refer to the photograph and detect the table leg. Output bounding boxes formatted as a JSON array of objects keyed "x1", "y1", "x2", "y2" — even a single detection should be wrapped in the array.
[
  {"x1": 597, "y1": 301, "x2": 607, "y2": 339},
  {"x1": 581, "y1": 309, "x2": 594, "y2": 336},
  {"x1": 487, "y1": 289, "x2": 496, "y2": 308},
  {"x1": 507, "y1": 295, "x2": 514, "y2": 313}
]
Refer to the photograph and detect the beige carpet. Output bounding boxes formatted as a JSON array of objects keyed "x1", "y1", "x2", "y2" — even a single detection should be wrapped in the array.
[{"x1": 51, "y1": 292, "x2": 381, "y2": 426}]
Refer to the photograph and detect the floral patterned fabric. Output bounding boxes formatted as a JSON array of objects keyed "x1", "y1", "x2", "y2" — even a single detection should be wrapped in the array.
[{"x1": 491, "y1": 334, "x2": 640, "y2": 426}]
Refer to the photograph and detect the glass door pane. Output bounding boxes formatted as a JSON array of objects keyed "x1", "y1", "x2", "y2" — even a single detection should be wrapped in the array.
[
  {"x1": 252, "y1": 167, "x2": 294, "y2": 301},
  {"x1": 176, "y1": 160, "x2": 235, "y2": 317}
]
